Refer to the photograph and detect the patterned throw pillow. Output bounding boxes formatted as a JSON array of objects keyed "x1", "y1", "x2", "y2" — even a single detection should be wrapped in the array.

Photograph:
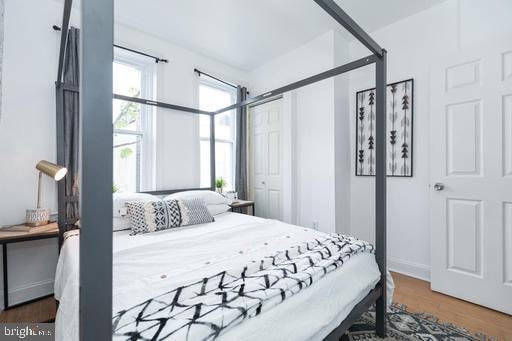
[
  {"x1": 126, "y1": 199, "x2": 181, "y2": 235},
  {"x1": 176, "y1": 197, "x2": 214, "y2": 226}
]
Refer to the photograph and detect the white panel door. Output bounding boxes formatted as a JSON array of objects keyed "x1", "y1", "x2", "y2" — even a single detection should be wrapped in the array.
[
  {"x1": 249, "y1": 99, "x2": 283, "y2": 219},
  {"x1": 430, "y1": 43, "x2": 512, "y2": 314}
]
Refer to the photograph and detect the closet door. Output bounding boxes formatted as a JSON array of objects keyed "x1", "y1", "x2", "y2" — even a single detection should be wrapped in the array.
[
  {"x1": 249, "y1": 99, "x2": 283, "y2": 219},
  {"x1": 430, "y1": 41, "x2": 512, "y2": 314}
]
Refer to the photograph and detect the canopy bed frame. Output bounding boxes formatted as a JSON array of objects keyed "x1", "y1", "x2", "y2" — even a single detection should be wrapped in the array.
[{"x1": 54, "y1": 0, "x2": 387, "y2": 339}]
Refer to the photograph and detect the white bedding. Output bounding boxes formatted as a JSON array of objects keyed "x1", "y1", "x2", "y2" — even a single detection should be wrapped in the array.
[{"x1": 55, "y1": 213, "x2": 393, "y2": 341}]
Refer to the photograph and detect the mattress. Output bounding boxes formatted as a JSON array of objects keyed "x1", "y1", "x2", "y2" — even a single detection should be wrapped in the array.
[{"x1": 55, "y1": 213, "x2": 393, "y2": 341}]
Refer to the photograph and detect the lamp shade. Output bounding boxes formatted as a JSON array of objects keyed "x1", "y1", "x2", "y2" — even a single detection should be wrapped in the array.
[{"x1": 36, "y1": 160, "x2": 67, "y2": 181}]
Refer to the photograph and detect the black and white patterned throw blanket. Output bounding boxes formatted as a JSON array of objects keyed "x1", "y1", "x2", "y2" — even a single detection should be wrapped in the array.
[{"x1": 112, "y1": 234, "x2": 374, "y2": 341}]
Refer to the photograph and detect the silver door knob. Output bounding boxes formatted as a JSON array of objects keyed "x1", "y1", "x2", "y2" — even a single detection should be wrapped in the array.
[
  {"x1": 261, "y1": 181, "x2": 266, "y2": 185},
  {"x1": 433, "y1": 183, "x2": 444, "y2": 191}
]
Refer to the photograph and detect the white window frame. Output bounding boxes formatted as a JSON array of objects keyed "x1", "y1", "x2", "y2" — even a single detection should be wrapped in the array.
[
  {"x1": 113, "y1": 50, "x2": 156, "y2": 192},
  {"x1": 198, "y1": 78, "x2": 237, "y2": 190}
]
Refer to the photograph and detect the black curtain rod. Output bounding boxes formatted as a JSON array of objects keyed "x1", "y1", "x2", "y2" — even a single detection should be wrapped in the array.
[
  {"x1": 194, "y1": 68, "x2": 249, "y2": 94},
  {"x1": 52, "y1": 25, "x2": 169, "y2": 63},
  {"x1": 113, "y1": 45, "x2": 168, "y2": 64}
]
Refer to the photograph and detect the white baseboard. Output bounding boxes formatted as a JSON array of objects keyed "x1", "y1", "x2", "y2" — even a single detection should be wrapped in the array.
[
  {"x1": 388, "y1": 257, "x2": 431, "y2": 282},
  {"x1": 1, "y1": 279, "x2": 54, "y2": 310}
]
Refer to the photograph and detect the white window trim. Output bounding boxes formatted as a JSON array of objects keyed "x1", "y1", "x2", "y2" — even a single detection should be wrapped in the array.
[
  {"x1": 198, "y1": 77, "x2": 237, "y2": 190},
  {"x1": 114, "y1": 50, "x2": 157, "y2": 191}
]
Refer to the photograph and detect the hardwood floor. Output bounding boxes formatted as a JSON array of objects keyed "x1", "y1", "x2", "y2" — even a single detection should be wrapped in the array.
[
  {"x1": 0, "y1": 273, "x2": 510, "y2": 340},
  {"x1": 0, "y1": 297, "x2": 56, "y2": 323},
  {"x1": 392, "y1": 272, "x2": 512, "y2": 340}
]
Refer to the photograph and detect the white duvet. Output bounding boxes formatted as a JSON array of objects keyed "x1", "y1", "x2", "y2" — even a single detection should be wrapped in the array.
[{"x1": 55, "y1": 213, "x2": 393, "y2": 341}]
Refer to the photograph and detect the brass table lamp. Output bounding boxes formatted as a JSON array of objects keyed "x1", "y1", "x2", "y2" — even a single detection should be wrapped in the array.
[{"x1": 26, "y1": 160, "x2": 68, "y2": 227}]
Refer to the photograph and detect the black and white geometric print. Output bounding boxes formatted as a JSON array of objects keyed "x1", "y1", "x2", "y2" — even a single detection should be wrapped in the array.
[
  {"x1": 349, "y1": 304, "x2": 484, "y2": 340},
  {"x1": 356, "y1": 79, "x2": 413, "y2": 177},
  {"x1": 112, "y1": 235, "x2": 374, "y2": 341},
  {"x1": 178, "y1": 197, "x2": 214, "y2": 226},
  {"x1": 126, "y1": 199, "x2": 181, "y2": 235}
]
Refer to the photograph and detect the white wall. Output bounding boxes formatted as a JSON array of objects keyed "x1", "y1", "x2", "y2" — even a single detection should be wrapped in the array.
[
  {"x1": 250, "y1": 31, "x2": 351, "y2": 234},
  {"x1": 333, "y1": 32, "x2": 351, "y2": 235},
  {"x1": 0, "y1": 0, "x2": 248, "y2": 309},
  {"x1": 348, "y1": 0, "x2": 512, "y2": 281}
]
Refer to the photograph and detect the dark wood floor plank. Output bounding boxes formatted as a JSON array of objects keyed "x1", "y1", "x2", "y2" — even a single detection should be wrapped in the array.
[{"x1": 0, "y1": 297, "x2": 56, "y2": 323}]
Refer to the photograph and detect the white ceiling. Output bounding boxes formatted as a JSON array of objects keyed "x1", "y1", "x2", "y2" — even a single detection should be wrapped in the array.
[{"x1": 88, "y1": 0, "x2": 448, "y2": 70}]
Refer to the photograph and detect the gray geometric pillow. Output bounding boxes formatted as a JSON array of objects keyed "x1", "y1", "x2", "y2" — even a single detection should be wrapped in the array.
[
  {"x1": 176, "y1": 198, "x2": 214, "y2": 226},
  {"x1": 126, "y1": 199, "x2": 181, "y2": 235}
]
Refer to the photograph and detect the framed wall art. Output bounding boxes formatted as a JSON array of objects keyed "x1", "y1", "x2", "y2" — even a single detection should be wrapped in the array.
[{"x1": 355, "y1": 78, "x2": 414, "y2": 177}]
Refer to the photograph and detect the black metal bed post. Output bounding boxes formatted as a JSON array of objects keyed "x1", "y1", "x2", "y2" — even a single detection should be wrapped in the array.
[
  {"x1": 311, "y1": 2, "x2": 388, "y2": 337},
  {"x1": 374, "y1": 49, "x2": 387, "y2": 337},
  {"x1": 55, "y1": 0, "x2": 72, "y2": 246},
  {"x1": 80, "y1": 0, "x2": 113, "y2": 339},
  {"x1": 313, "y1": 0, "x2": 383, "y2": 58}
]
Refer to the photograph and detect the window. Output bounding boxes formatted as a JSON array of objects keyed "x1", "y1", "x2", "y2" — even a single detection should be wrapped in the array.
[
  {"x1": 199, "y1": 80, "x2": 237, "y2": 191},
  {"x1": 113, "y1": 53, "x2": 155, "y2": 193}
]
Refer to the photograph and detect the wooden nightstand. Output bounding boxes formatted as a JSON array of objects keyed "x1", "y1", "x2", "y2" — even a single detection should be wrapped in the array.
[
  {"x1": 229, "y1": 200, "x2": 255, "y2": 216},
  {"x1": 0, "y1": 223, "x2": 59, "y2": 310}
]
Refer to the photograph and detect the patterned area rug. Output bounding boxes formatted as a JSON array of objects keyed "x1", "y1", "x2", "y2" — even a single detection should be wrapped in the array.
[{"x1": 348, "y1": 304, "x2": 491, "y2": 340}]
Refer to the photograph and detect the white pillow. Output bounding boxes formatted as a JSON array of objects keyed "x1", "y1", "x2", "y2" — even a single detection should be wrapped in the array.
[
  {"x1": 113, "y1": 192, "x2": 157, "y2": 218},
  {"x1": 164, "y1": 190, "x2": 231, "y2": 206},
  {"x1": 113, "y1": 192, "x2": 158, "y2": 231},
  {"x1": 113, "y1": 217, "x2": 131, "y2": 231},
  {"x1": 207, "y1": 204, "x2": 231, "y2": 216}
]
